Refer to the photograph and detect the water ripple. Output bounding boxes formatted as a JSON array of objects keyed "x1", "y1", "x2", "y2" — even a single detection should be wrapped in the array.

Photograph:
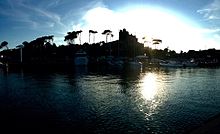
[{"x1": 1, "y1": 68, "x2": 220, "y2": 133}]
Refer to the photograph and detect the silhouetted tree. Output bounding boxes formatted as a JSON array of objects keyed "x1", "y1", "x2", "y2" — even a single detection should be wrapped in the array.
[
  {"x1": 44, "y1": 35, "x2": 54, "y2": 45},
  {"x1": 21, "y1": 35, "x2": 54, "y2": 63},
  {"x1": 64, "y1": 31, "x2": 82, "y2": 45},
  {"x1": 22, "y1": 41, "x2": 29, "y2": 47},
  {"x1": 0, "y1": 41, "x2": 8, "y2": 50},
  {"x1": 152, "y1": 39, "x2": 162, "y2": 49},
  {"x1": 89, "y1": 30, "x2": 98, "y2": 44},
  {"x1": 110, "y1": 34, "x2": 114, "y2": 42},
  {"x1": 102, "y1": 30, "x2": 112, "y2": 43},
  {"x1": 76, "y1": 30, "x2": 82, "y2": 45},
  {"x1": 64, "y1": 31, "x2": 78, "y2": 44},
  {"x1": 16, "y1": 44, "x2": 24, "y2": 63}
]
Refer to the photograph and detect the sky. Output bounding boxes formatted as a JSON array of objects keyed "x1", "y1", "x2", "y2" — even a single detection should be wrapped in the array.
[{"x1": 1, "y1": 0, "x2": 220, "y2": 52}]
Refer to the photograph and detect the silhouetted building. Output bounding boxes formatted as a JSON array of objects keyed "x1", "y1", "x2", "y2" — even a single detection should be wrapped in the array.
[
  {"x1": 104, "y1": 29, "x2": 144, "y2": 57},
  {"x1": 120, "y1": 29, "x2": 144, "y2": 57}
]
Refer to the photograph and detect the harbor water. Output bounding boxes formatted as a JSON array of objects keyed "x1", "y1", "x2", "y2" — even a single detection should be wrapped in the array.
[{"x1": 0, "y1": 66, "x2": 220, "y2": 133}]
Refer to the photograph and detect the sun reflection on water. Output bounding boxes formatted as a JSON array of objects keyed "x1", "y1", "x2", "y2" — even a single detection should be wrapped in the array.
[
  {"x1": 140, "y1": 73, "x2": 157, "y2": 100},
  {"x1": 138, "y1": 72, "x2": 165, "y2": 119}
]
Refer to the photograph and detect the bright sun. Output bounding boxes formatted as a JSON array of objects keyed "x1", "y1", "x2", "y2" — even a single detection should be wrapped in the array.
[{"x1": 69, "y1": 5, "x2": 217, "y2": 52}]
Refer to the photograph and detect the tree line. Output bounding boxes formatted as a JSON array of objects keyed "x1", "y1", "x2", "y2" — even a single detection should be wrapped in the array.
[{"x1": 0, "y1": 28, "x2": 220, "y2": 67}]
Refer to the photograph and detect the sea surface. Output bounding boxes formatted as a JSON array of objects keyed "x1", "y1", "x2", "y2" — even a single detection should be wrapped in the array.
[{"x1": 0, "y1": 66, "x2": 220, "y2": 133}]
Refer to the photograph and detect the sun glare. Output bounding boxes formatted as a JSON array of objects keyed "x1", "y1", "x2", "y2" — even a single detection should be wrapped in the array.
[
  {"x1": 140, "y1": 73, "x2": 158, "y2": 100},
  {"x1": 70, "y1": 5, "x2": 217, "y2": 52},
  {"x1": 138, "y1": 72, "x2": 163, "y2": 119}
]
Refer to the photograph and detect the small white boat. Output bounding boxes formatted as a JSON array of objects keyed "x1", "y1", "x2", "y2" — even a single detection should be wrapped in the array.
[
  {"x1": 182, "y1": 59, "x2": 198, "y2": 67},
  {"x1": 74, "y1": 50, "x2": 88, "y2": 66},
  {"x1": 128, "y1": 58, "x2": 142, "y2": 69}
]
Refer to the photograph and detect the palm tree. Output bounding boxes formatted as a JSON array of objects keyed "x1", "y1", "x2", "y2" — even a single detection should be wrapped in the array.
[
  {"x1": 22, "y1": 41, "x2": 29, "y2": 47},
  {"x1": 102, "y1": 30, "x2": 112, "y2": 56},
  {"x1": 89, "y1": 30, "x2": 98, "y2": 44},
  {"x1": 0, "y1": 41, "x2": 8, "y2": 50},
  {"x1": 76, "y1": 30, "x2": 82, "y2": 45},
  {"x1": 44, "y1": 35, "x2": 54, "y2": 45},
  {"x1": 0, "y1": 41, "x2": 9, "y2": 67},
  {"x1": 16, "y1": 44, "x2": 24, "y2": 63},
  {"x1": 102, "y1": 30, "x2": 112, "y2": 43},
  {"x1": 152, "y1": 39, "x2": 162, "y2": 49},
  {"x1": 64, "y1": 32, "x2": 72, "y2": 44},
  {"x1": 110, "y1": 34, "x2": 114, "y2": 42},
  {"x1": 64, "y1": 31, "x2": 78, "y2": 45},
  {"x1": 64, "y1": 31, "x2": 82, "y2": 45}
]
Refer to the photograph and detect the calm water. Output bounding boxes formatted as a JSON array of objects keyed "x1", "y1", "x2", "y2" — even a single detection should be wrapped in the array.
[{"x1": 1, "y1": 66, "x2": 220, "y2": 133}]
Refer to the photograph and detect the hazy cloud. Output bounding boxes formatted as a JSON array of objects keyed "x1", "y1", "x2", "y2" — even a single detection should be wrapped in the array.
[
  {"x1": 1, "y1": 0, "x2": 220, "y2": 50},
  {"x1": 199, "y1": 28, "x2": 220, "y2": 34},
  {"x1": 197, "y1": 0, "x2": 220, "y2": 41},
  {"x1": 197, "y1": 0, "x2": 220, "y2": 20},
  {"x1": 0, "y1": 0, "x2": 65, "y2": 30}
]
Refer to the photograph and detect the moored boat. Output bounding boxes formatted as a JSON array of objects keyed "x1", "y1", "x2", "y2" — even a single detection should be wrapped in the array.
[
  {"x1": 182, "y1": 59, "x2": 198, "y2": 67},
  {"x1": 159, "y1": 60, "x2": 183, "y2": 67},
  {"x1": 0, "y1": 62, "x2": 6, "y2": 68},
  {"x1": 128, "y1": 58, "x2": 142, "y2": 69},
  {"x1": 183, "y1": 62, "x2": 198, "y2": 67},
  {"x1": 74, "y1": 50, "x2": 88, "y2": 66}
]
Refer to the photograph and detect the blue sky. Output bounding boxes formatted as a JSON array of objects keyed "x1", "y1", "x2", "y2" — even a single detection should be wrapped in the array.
[{"x1": 1, "y1": 0, "x2": 220, "y2": 52}]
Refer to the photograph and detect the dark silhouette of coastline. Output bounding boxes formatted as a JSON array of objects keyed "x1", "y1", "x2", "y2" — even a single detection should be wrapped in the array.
[{"x1": 0, "y1": 29, "x2": 220, "y2": 70}]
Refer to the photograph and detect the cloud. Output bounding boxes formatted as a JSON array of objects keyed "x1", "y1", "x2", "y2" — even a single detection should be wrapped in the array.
[
  {"x1": 1, "y1": 0, "x2": 220, "y2": 50},
  {"x1": 0, "y1": 0, "x2": 66, "y2": 30},
  {"x1": 44, "y1": 0, "x2": 61, "y2": 9},
  {"x1": 197, "y1": 0, "x2": 220, "y2": 20},
  {"x1": 198, "y1": 28, "x2": 220, "y2": 34},
  {"x1": 67, "y1": 5, "x2": 214, "y2": 51},
  {"x1": 65, "y1": 2, "x2": 220, "y2": 51},
  {"x1": 62, "y1": 0, "x2": 106, "y2": 28},
  {"x1": 197, "y1": 0, "x2": 220, "y2": 47}
]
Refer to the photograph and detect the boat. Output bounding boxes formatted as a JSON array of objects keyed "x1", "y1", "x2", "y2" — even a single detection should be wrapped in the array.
[
  {"x1": 128, "y1": 58, "x2": 142, "y2": 69},
  {"x1": 74, "y1": 50, "x2": 88, "y2": 66},
  {"x1": 0, "y1": 62, "x2": 3, "y2": 67},
  {"x1": 107, "y1": 57, "x2": 124, "y2": 69},
  {"x1": 0, "y1": 62, "x2": 8, "y2": 70},
  {"x1": 0, "y1": 62, "x2": 5, "y2": 68},
  {"x1": 198, "y1": 59, "x2": 219, "y2": 67},
  {"x1": 182, "y1": 59, "x2": 198, "y2": 67},
  {"x1": 159, "y1": 60, "x2": 183, "y2": 67}
]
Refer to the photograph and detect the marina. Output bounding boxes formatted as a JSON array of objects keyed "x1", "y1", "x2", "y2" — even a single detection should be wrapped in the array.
[
  {"x1": 1, "y1": 1, "x2": 220, "y2": 133},
  {"x1": 1, "y1": 67, "x2": 220, "y2": 133}
]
